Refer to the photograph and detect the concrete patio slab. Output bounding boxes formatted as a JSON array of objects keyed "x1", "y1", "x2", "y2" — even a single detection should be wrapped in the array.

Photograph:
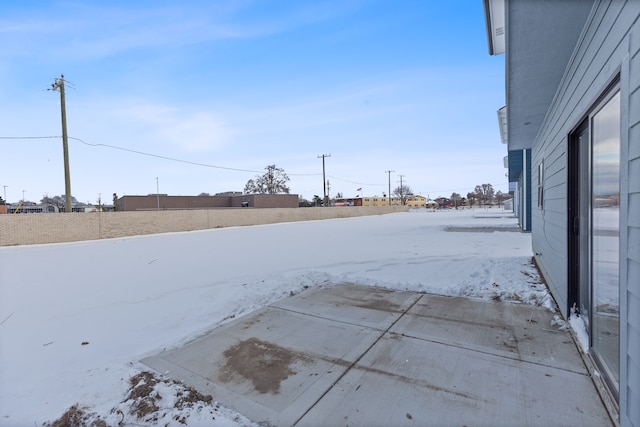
[
  {"x1": 141, "y1": 283, "x2": 613, "y2": 427},
  {"x1": 302, "y1": 333, "x2": 606, "y2": 427},
  {"x1": 142, "y1": 306, "x2": 384, "y2": 425},
  {"x1": 271, "y1": 284, "x2": 421, "y2": 330},
  {"x1": 390, "y1": 294, "x2": 586, "y2": 373}
]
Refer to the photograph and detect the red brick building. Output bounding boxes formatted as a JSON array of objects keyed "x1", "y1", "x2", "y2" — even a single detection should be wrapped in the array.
[{"x1": 115, "y1": 194, "x2": 298, "y2": 211}]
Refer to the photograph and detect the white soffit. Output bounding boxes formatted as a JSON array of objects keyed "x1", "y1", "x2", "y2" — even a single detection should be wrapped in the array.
[
  {"x1": 484, "y1": 0, "x2": 505, "y2": 55},
  {"x1": 498, "y1": 106, "x2": 508, "y2": 145}
]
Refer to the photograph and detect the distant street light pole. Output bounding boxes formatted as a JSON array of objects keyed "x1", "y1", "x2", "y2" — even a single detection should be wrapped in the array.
[
  {"x1": 156, "y1": 177, "x2": 160, "y2": 211},
  {"x1": 2, "y1": 185, "x2": 7, "y2": 202},
  {"x1": 385, "y1": 170, "x2": 394, "y2": 206},
  {"x1": 398, "y1": 174, "x2": 405, "y2": 205},
  {"x1": 318, "y1": 154, "x2": 331, "y2": 207},
  {"x1": 22, "y1": 190, "x2": 25, "y2": 202},
  {"x1": 51, "y1": 75, "x2": 72, "y2": 213}
]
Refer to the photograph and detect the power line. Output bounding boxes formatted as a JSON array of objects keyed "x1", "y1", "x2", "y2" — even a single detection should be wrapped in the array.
[
  {"x1": 1, "y1": 136, "x2": 505, "y2": 194},
  {"x1": 0, "y1": 135, "x2": 318, "y2": 176},
  {"x1": 326, "y1": 175, "x2": 384, "y2": 187},
  {"x1": 1, "y1": 135, "x2": 387, "y2": 184},
  {"x1": 68, "y1": 136, "x2": 272, "y2": 174},
  {"x1": 0, "y1": 136, "x2": 60, "y2": 140}
]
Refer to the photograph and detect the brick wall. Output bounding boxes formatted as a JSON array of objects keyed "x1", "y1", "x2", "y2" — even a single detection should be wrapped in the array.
[
  {"x1": 0, "y1": 206, "x2": 408, "y2": 246},
  {"x1": 116, "y1": 194, "x2": 299, "y2": 210}
]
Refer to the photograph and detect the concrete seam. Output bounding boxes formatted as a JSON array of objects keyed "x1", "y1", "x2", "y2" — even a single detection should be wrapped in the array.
[{"x1": 291, "y1": 294, "x2": 423, "y2": 426}]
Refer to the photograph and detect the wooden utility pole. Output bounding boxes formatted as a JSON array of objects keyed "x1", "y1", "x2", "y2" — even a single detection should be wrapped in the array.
[
  {"x1": 52, "y1": 75, "x2": 72, "y2": 213},
  {"x1": 385, "y1": 170, "x2": 394, "y2": 205},
  {"x1": 318, "y1": 154, "x2": 331, "y2": 207}
]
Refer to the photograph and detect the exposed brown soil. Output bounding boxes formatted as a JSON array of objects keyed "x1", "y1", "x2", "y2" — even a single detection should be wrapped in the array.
[
  {"x1": 47, "y1": 405, "x2": 107, "y2": 427},
  {"x1": 219, "y1": 337, "x2": 310, "y2": 394},
  {"x1": 45, "y1": 371, "x2": 215, "y2": 427},
  {"x1": 127, "y1": 371, "x2": 161, "y2": 419}
]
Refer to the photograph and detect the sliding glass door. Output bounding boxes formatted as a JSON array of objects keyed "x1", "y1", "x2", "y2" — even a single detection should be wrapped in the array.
[
  {"x1": 568, "y1": 85, "x2": 620, "y2": 398},
  {"x1": 590, "y1": 90, "x2": 620, "y2": 393}
]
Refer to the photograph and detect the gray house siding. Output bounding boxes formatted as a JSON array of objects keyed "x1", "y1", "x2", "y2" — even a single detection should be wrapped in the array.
[
  {"x1": 530, "y1": 1, "x2": 639, "y2": 426},
  {"x1": 531, "y1": 140, "x2": 568, "y2": 312},
  {"x1": 508, "y1": 149, "x2": 532, "y2": 231},
  {"x1": 625, "y1": 9, "x2": 640, "y2": 423}
]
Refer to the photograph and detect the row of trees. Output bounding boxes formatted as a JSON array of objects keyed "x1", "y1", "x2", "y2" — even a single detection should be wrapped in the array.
[
  {"x1": 3, "y1": 167, "x2": 508, "y2": 210},
  {"x1": 2, "y1": 194, "x2": 83, "y2": 209},
  {"x1": 242, "y1": 167, "x2": 511, "y2": 209},
  {"x1": 448, "y1": 184, "x2": 509, "y2": 208}
]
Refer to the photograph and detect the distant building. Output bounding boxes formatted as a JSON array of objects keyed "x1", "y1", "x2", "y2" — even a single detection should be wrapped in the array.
[
  {"x1": 115, "y1": 194, "x2": 298, "y2": 211},
  {"x1": 404, "y1": 195, "x2": 427, "y2": 209},
  {"x1": 3, "y1": 204, "x2": 113, "y2": 213},
  {"x1": 335, "y1": 194, "x2": 429, "y2": 208}
]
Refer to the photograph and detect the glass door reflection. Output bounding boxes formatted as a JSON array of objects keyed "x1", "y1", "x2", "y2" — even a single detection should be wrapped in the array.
[{"x1": 590, "y1": 90, "x2": 620, "y2": 395}]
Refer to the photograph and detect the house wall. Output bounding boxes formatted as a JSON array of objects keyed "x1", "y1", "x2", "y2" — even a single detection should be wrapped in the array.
[
  {"x1": 625, "y1": 4, "x2": 640, "y2": 425},
  {"x1": 508, "y1": 149, "x2": 532, "y2": 231},
  {"x1": 530, "y1": 2, "x2": 639, "y2": 425},
  {"x1": 0, "y1": 206, "x2": 408, "y2": 246}
]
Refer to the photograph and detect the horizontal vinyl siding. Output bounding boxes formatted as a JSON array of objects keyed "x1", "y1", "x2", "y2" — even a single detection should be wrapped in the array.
[
  {"x1": 532, "y1": 139, "x2": 568, "y2": 313},
  {"x1": 533, "y1": 0, "x2": 636, "y2": 301},
  {"x1": 626, "y1": 2, "x2": 640, "y2": 424},
  {"x1": 530, "y1": 1, "x2": 639, "y2": 425},
  {"x1": 537, "y1": 1, "x2": 635, "y2": 151}
]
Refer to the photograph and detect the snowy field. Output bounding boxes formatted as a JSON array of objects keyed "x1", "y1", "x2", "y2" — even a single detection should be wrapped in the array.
[{"x1": 0, "y1": 209, "x2": 556, "y2": 426}]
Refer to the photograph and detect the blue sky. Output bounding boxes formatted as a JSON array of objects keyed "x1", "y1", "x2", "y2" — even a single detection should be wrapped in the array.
[{"x1": 1, "y1": 0, "x2": 505, "y2": 205}]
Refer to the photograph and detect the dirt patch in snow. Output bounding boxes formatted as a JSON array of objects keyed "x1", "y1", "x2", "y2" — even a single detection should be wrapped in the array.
[
  {"x1": 45, "y1": 371, "x2": 215, "y2": 427},
  {"x1": 219, "y1": 337, "x2": 311, "y2": 394},
  {"x1": 47, "y1": 405, "x2": 107, "y2": 427}
]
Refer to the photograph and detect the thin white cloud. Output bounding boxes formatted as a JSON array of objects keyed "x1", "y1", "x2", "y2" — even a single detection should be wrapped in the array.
[
  {"x1": 103, "y1": 100, "x2": 233, "y2": 153},
  {"x1": 1, "y1": 1, "x2": 363, "y2": 61}
]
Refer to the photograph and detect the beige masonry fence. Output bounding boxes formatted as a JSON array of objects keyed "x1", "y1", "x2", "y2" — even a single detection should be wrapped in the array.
[{"x1": 0, "y1": 206, "x2": 408, "y2": 246}]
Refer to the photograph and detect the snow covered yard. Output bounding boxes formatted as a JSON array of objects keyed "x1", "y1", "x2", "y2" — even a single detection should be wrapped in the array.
[{"x1": 0, "y1": 209, "x2": 553, "y2": 426}]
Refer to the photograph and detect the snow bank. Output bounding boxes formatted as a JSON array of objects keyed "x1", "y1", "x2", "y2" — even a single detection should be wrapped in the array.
[{"x1": 0, "y1": 209, "x2": 551, "y2": 426}]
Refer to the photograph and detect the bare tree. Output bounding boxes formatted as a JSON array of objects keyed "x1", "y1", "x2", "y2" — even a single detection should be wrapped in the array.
[
  {"x1": 495, "y1": 190, "x2": 508, "y2": 207},
  {"x1": 298, "y1": 196, "x2": 313, "y2": 207},
  {"x1": 41, "y1": 194, "x2": 80, "y2": 212},
  {"x1": 473, "y1": 184, "x2": 495, "y2": 207},
  {"x1": 466, "y1": 192, "x2": 478, "y2": 207},
  {"x1": 244, "y1": 165, "x2": 290, "y2": 194},
  {"x1": 393, "y1": 185, "x2": 412, "y2": 205},
  {"x1": 450, "y1": 192, "x2": 462, "y2": 209}
]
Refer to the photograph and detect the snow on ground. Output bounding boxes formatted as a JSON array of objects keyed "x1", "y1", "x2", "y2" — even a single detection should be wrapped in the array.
[{"x1": 0, "y1": 209, "x2": 556, "y2": 426}]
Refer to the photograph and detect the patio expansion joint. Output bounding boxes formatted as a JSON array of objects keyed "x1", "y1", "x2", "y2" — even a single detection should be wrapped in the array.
[
  {"x1": 290, "y1": 294, "x2": 425, "y2": 426},
  {"x1": 393, "y1": 327, "x2": 590, "y2": 377},
  {"x1": 269, "y1": 303, "x2": 395, "y2": 332}
]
